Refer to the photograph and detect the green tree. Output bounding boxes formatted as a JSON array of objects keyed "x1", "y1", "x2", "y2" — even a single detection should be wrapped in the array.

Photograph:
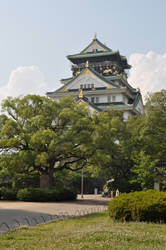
[
  {"x1": 127, "y1": 90, "x2": 166, "y2": 189},
  {"x1": 143, "y1": 90, "x2": 166, "y2": 160},
  {"x1": 90, "y1": 110, "x2": 133, "y2": 192},
  {"x1": 0, "y1": 95, "x2": 95, "y2": 188},
  {"x1": 131, "y1": 151, "x2": 157, "y2": 189}
]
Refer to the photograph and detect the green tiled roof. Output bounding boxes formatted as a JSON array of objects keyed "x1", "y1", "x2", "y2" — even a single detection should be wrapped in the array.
[
  {"x1": 133, "y1": 92, "x2": 144, "y2": 108},
  {"x1": 67, "y1": 50, "x2": 119, "y2": 60},
  {"x1": 80, "y1": 38, "x2": 112, "y2": 54},
  {"x1": 97, "y1": 103, "x2": 139, "y2": 114},
  {"x1": 60, "y1": 77, "x2": 72, "y2": 84}
]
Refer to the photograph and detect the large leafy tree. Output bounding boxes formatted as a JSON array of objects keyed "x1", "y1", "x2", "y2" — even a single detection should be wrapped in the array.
[
  {"x1": 90, "y1": 110, "x2": 134, "y2": 192},
  {"x1": 143, "y1": 90, "x2": 166, "y2": 160},
  {"x1": 0, "y1": 95, "x2": 95, "y2": 188},
  {"x1": 127, "y1": 90, "x2": 166, "y2": 189}
]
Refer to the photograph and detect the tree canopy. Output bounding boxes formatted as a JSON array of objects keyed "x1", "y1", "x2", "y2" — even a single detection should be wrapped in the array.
[
  {"x1": 0, "y1": 95, "x2": 95, "y2": 188},
  {"x1": 0, "y1": 90, "x2": 166, "y2": 191},
  {"x1": 126, "y1": 90, "x2": 166, "y2": 189}
]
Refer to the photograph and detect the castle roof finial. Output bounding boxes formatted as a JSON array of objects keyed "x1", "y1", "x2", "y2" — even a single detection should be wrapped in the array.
[
  {"x1": 79, "y1": 89, "x2": 83, "y2": 99},
  {"x1": 85, "y1": 60, "x2": 89, "y2": 68},
  {"x1": 94, "y1": 32, "x2": 97, "y2": 40}
]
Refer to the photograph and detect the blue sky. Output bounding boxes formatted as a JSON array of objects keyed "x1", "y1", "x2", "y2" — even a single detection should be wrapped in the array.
[{"x1": 0, "y1": 0, "x2": 166, "y2": 101}]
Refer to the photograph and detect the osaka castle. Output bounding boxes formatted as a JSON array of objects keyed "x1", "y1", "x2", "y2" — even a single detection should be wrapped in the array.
[{"x1": 47, "y1": 34, "x2": 144, "y2": 119}]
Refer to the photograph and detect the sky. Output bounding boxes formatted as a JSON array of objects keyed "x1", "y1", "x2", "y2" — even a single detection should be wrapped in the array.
[{"x1": 0, "y1": 0, "x2": 166, "y2": 103}]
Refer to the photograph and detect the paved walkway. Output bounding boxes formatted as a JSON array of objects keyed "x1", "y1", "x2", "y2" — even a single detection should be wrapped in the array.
[{"x1": 0, "y1": 195, "x2": 110, "y2": 232}]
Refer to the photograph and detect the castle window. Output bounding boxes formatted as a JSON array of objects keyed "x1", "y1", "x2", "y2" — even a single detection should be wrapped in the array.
[
  {"x1": 91, "y1": 97, "x2": 95, "y2": 103},
  {"x1": 112, "y1": 96, "x2": 116, "y2": 102},
  {"x1": 91, "y1": 84, "x2": 94, "y2": 88},
  {"x1": 107, "y1": 96, "x2": 111, "y2": 102},
  {"x1": 96, "y1": 97, "x2": 99, "y2": 103},
  {"x1": 80, "y1": 84, "x2": 83, "y2": 89},
  {"x1": 93, "y1": 49, "x2": 98, "y2": 53},
  {"x1": 84, "y1": 84, "x2": 86, "y2": 89},
  {"x1": 88, "y1": 84, "x2": 90, "y2": 89}
]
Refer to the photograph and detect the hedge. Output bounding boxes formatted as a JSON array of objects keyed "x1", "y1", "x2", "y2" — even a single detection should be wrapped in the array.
[
  {"x1": 17, "y1": 187, "x2": 77, "y2": 202},
  {"x1": 108, "y1": 190, "x2": 166, "y2": 223},
  {"x1": 0, "y1": 187, "x2": 17, "y2": 200}
]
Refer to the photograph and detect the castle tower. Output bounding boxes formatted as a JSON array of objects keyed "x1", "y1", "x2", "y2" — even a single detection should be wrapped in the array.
[{"x1": 47, "y1": 34, "x2": 144, "y2": 119}]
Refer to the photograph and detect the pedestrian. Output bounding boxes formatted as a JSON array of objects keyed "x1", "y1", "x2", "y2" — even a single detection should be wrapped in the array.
[
  {"x1": 115, "y1": 189, "x2": 119, "y2": 197},
  {"x1": 104, "y1": 187, "x2": 109, "y2": 197}
]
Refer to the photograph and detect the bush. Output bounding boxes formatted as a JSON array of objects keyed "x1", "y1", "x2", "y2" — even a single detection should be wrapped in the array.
[
  {"x1": 17, "y1": 187, "x2": 77, "y2": 202},
  {"x1": 0, "y1": 187, "x2": 17, "y2": 200},
  {"x1": 108, "y1": 190, "x2": 166, "y2": 223}
]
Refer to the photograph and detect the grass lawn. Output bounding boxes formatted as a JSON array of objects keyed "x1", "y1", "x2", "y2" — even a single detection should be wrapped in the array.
[{"x1": 0, "y1": 212, "x2": 166, "y2": 249}]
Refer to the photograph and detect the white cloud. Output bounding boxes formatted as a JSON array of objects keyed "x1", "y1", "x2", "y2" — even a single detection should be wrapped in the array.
[
  {"x1": 128, "y1": 51, "x2": 166, "y2": 101},
  {"x1": 0, "y1": 66, "x2": 47, "y2": 103},
  {"x1": 1, "y1": 55, "x2": 166, "y2": 105}
]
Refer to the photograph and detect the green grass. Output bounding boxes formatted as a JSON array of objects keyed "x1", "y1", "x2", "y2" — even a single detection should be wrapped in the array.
[{"x1": 0, "y1": 212, "x2": 166, "y2": 249}]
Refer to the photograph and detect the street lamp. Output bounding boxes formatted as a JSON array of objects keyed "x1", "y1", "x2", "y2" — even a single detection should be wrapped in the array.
[{"x1": 81, "y1": 167, "x2": 84, "y2": 198}]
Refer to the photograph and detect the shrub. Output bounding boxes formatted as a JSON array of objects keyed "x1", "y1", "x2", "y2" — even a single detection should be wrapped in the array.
[
  {"x1": 108, "y1": 189, "x2": 166, "y2": 223},
  {"x1": 17, "y1": 187, "x2": 77, "y2": 202},
  {"x1": 0, "y1": 187, "x2": 17, "y2": 200}
]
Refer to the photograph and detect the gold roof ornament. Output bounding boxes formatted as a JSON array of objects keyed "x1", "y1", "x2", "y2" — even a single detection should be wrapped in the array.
[
  {"x1": 62, "y1": 88, "x2": 68, "y2": 92},
  {"x1": 79, "y1": 89, "x2": 83, "y2": 99},
  {"x1": 85, "y1": 60, "x2": 89, "y2": 68},
  {"x1": 103, "y1": 68, "x2": 112, "y2": 74},
  {"x1": 107, "y1": 85, "x2": 113, "y2": 89},
  {"x1": 76, "y1": 69, "x2": 80, "y2": 76},
  {"x1": 94, "y1": 32, "x2": 97, "y2": 40}
]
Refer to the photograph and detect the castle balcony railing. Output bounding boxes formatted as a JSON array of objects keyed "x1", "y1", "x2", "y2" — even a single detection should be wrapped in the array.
[{"x1": 71, "y1": 61, "x2": 122, "y2": 71}]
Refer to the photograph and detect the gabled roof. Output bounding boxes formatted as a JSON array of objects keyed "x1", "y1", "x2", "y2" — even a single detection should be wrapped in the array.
[
  {"x1": 49, "y1": 67, "x2": 119, "y2": 94},
  {"x1": 76, "y1": 95, "x2": 101, "y2": 112},
  {"x1": 67, "y1": 34, "x2": 131, "y2": 69},
  {"x1": 80, "y1": 34, "x2": 112, "y2": 54},
  {"x1": 67, "y1": 33, "x2": 114, "y2": 59}
]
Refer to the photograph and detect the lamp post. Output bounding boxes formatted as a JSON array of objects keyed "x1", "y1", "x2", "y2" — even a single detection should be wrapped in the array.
[{"x1": 81, "y1": 167, "x2": 84, "y2": 198}]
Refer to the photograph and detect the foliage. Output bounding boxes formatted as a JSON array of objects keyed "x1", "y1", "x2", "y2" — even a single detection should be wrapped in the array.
[
  {"x1": 91, "y1": 110, "x2": 134, "y2": 192},
  {"x1": 124, "y1": 90, "x2": 166, "y2": 189},
  {"x1": 130, "y1": 151, "x2": 157, "y2": 189},
  {"x1": 1, "y1": 90, "x2": 166, "y2": 192},
  {"x1": 17, "y1": 187, "x2": 76, "y2": 202},
  {"x1": 135, "y1": 90, "x2": 166, "y2": 161},
  {"x1": 11, "y1": 174, "x2": 40, "y2": 190},
  {"x1": 0, "y1": 187, "x2": 17, "y2": 200},
  {"x1": 0, "y1": 95, "x2": 95, "y2": 188},
  {"x1": 108, "y1": 190, "x2": 166, "y2": 222}
]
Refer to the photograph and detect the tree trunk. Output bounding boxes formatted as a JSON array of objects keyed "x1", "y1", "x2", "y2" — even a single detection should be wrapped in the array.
[{"x1": 40, "y1": 170, "x2": 53, "y2": 188}]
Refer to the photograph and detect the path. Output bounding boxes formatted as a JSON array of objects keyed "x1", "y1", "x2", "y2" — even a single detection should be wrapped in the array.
[{"x1": 0, "y1": 195, "x2": 110, "y2": 232}]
